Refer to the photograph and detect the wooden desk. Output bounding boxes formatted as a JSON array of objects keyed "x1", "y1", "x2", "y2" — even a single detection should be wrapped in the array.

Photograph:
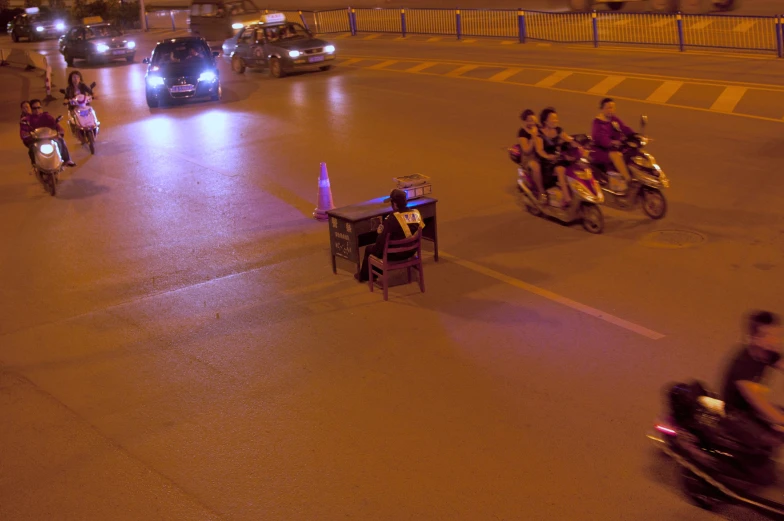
[{"x1": 326, "y1": 196, "x2": 439, "y2": 275}]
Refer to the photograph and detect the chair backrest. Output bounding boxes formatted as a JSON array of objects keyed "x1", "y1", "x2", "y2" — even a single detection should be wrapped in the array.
[{"x1": 384, "y1": 229, "x2": 422, "y2": 258}]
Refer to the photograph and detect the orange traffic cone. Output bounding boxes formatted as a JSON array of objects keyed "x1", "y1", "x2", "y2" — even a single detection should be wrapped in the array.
[{"x1": 313, "y1": 162, "x2": 334, "y2": 220}]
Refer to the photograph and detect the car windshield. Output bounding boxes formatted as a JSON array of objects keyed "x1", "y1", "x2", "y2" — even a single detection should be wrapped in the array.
[
  {"x1": 153, "y1": 41, "x2": 210, "y2": 64},
  {"x1": 266, "y1": 22, "x2": 309, "y2": 42},
  {"x1": 86, "y1": 25, "x2": 122, "y2": 39}
]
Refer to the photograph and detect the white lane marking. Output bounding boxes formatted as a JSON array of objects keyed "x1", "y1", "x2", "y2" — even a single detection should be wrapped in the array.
[
  {"x1": 587, "y1": 75, "x2": 626, "y2": 95},
  {"x1": 440, "y1": 252, "x2": 666, "y2": 340},
  {"x1": 646, "y1": 80, "x2": 684, "y2": 103},
  {"x1": 710, "y1": 86, "x2": 748, "y2": 113},
  {"x1": 535, "y1": 70, "x2": 572, "y2": 88}
]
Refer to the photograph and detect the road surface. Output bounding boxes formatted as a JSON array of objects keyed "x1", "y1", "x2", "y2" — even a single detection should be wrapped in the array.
[{"x1": 1, "y1": 30, "x2": 783, "y2": 521}]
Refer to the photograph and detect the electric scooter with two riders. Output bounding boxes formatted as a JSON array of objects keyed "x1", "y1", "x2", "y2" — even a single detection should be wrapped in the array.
[
  {"x1": 59, "y1": 82, "x2": 99, "y2": 155},
  {"x1": 30, "y1": 115, "x2": 66, "y2": 196},
  {"x1": 649, "y1": 380, "x2": 784, "y2": 516},
  {"x1": 516, "y1": 141, "x2": 606, "y2": 234},
  {"x1": 573, "y1": 115, "x2": 670, "y2": 220}
]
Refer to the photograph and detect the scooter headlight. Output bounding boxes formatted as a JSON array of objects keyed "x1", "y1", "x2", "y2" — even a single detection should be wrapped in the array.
[{"x1": 39, "y1": 143, "x2": 54, "y2": 155}]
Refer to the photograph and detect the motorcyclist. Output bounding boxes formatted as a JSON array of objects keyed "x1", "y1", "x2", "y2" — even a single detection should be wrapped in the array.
[
  {"x1": 25, "y1": 99, "x2": 76, "y2": 167},
  {"x1": 517, "y1": 109, "x2": 546, "y2": 204},
  {"x1": 721, "y1": 310, "x2": 784, "y2": 452},
  {"x1": 534, "y1": 107, "x2": 584, "y2": 207},
  {"x1": 19, "y1": 101, "x2": 35, "y2": 168},
  {"x1": 590, "y1": 98, "x2": 635, "y2": 187}
]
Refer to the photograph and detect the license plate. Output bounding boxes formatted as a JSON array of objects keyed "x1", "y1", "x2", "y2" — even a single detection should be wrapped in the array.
[
  {"x1": 169, "y1": 85, "x2": 195, "y2": 93},
  {"x1": 113, "y1": 49, "x2": 125, "y2": 55},
  {"x1": 308, "y1": 55, "x2": 324, "y2": 63}
]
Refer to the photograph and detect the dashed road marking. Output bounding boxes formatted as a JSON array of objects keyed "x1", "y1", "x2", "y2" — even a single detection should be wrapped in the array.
[
  {"x1": 646, "y1": 80, "x2": 684, "y2": 103},
  {"x1": 710, "y1": 86, "x2": 748, "y2": 113},
  {"x1": 587, "y1": 75, "x2": 626, "y2": 95},
  {"x1": 535, "y1": 70, "x2": 572, "y2": 88}
]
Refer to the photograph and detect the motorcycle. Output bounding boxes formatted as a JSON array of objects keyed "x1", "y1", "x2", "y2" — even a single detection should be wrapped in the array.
[
  {"x1": 649, "y1": 380, "x2": 784, "y2": 515},
  {"x1": 30, "y1": 116, "x2": 65, "y2": 196},
  {"x1": 515, "y1": 141, "x2": 606, "y2": 234},
  {"x1": 572, "y1": 115, "x2": 670, "y2": 220},
  {"x1": 59, "y1": 82, "x2": 99, "y2": 155}
]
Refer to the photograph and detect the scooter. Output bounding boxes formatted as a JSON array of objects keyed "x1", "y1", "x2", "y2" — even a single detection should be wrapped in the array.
[
  {"x1": 573, "y1": 115, "x2": 670, "y2": 220},
  {"x1": 30, "y1": 116, "x2": 65, "y2": 196},
  {"x1": 60, "y1": 82, "x2": 99, "y2": 155},
  {"x1": 649, "y1": 380, "x2": 784, "y2": 515},
  {"x1": 516, "y1": 142, "x2": 606, "y2": 234}
]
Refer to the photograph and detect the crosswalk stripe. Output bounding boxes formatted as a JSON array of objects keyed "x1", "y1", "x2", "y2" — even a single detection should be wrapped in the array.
[
  {"x1": 339, "y1": 58, "x2": 364, "y2": 66},
  {"x1": 445, "y1": 64, "x2": 479, "y2": 77},
  {"x1": 710, "y1": 86, "x2": 748, "y2": 113},
  {"x1": 367, "y1": 60, "x2": 398, "y2": 70},
  {"x1": 535, "y1": 70, "x2": 572, "y2": 88},
  {"x1": 488, "y1": 67, "x2": 523, "y2": 82},
  {"x1": 406, "y1": 61, "x2": 438, "y2": 73},
  {"x1": 646, "y1": 81, "x2": 683, "y2": 103},
  {"x1": 587, "y1": 75, "x2": 626, "y2": 95}
]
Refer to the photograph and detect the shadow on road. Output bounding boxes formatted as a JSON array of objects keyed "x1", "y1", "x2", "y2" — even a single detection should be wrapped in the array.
[{"x1": 56, "y1": 177, "x2": 110, "y2": 200}]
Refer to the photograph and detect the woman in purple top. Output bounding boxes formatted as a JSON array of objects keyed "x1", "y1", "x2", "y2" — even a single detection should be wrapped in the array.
[{"x1": 591, "y1": 98, "x2": 635, "y2": 186}]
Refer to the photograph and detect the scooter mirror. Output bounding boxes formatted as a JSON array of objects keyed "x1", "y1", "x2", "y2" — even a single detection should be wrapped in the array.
[{"x1": 640, "y1": 115, "x2": 648, "y2": 128}]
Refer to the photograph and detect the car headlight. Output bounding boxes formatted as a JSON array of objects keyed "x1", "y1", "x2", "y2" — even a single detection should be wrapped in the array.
[
  {"x1": 232, "y1": 22, "x2": 243, "y2": 29},
  {"x1": 198, "y1": 71, "x2": 216, "y2": 82},
  {"x1": 126, "y1": 41, "x2": 136, "y2": 49},
  {"x1": 55, "y1": 22, "x2": 65, "y2": 31},
  {"x1": 147, "y1": 76, "x2": 164, "y2": 87},
  {"x1": 95, "y1": 43, "x2": 109, "y2": 53},
  {"x1": 39, "y1": 143, "x2": 54, "y2": 155},
  {"x1": 289, "y1": 50, "x2": 301, "y2": 58},
  {"x1": 35, "y1": 26, "x2": 44, "y2": 32},
  {"x1": 324, "y1": 45, "x2": 335, "y2": 53}
]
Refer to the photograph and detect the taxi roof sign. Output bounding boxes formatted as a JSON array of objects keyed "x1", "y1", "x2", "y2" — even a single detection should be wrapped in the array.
[
  {"x1": 83, "y1": 16, "x2": 104, "y2": 25},
  {"x1": 261, "y1": 13, "x2": 286, "y2": 24}
]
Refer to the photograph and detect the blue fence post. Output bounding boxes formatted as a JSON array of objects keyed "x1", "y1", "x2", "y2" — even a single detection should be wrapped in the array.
[
  {"x1": 777, "y1": 15, "x2": 783, "y2": 58},
  {"x1": 518, "y1": 9, "x2": 526, "y2": 44},
  {"x1": 677, "y1": 12, "x2": 684, "y2": 52},
  {"x1": 591, "y1": 11, "x2": 598, "y2": 47},
  {"x1": 349, "y1": 7, "x2": 357, "y2": 36},
  {"x1": 401, "y1": 8, "x2": 407, "y2": 38},
  {"x1": 456, "y1": 9, "x2": 462, "y2": 40},
  {"x1": 299, "y1": 10, "x2": 309, "y2": 31}
]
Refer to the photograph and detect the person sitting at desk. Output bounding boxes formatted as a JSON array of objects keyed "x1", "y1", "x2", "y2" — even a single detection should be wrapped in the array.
[{"x1": 356, "y1": 189, "x2": 424, "y2": 283}]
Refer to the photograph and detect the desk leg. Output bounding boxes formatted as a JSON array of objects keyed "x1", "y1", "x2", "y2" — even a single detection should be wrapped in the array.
[
  {"x1": 432, "y1": 213, "x2": 439, "y2": 262},
  {"x1": 332, "y1": 254, "x2": 337, "y2": 274}
]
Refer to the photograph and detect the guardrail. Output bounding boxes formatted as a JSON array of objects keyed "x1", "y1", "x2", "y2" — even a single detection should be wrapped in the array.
[{"x1": 256, "y1": 7, "x2": 784, "y2": 56}]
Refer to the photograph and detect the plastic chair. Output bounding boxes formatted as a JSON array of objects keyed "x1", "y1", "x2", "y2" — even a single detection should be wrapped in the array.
[{"x1": 368, "y1": 230, "x2": 425, "y2": 301}]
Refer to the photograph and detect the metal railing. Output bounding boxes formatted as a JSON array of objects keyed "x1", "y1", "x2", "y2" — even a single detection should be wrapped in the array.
[{"x1": 256, "y1": 7, "x2": 784, "y2": 56}]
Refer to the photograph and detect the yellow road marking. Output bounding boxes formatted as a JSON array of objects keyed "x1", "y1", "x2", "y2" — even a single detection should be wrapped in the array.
[
  {"x1": 341, "y1": 53, "x2": 784, "y2": 91},
  {"x1": 488, "y1": 67, "x2": 523, "y2": 82},
  {"x1": 651, "y1": 19, "x2": 672, "y2": 27},
  {"x1": 587, "y1": 75, "x2": 626, "y2": 95},
  {"x1": 646, "y1": 80, "x2": 683, "y2": 103},
  {"x1": 501, "y1": 40, "x2": 516, "y2": 45},
  {"x1": 426, "y1": 37, "x2": 442, "y2": 42},
  {"x1": 689, "y1": 20, "x2": 713, "y2": 30},
  {"x1": 439, "y1": 252, "x2": 665, "y2": 340},
  {"x1": 362, "y1": 34, "x2": 380, "y2": 40},
  {"x1": 335, "y1": 33, "x2": 353, "y2": 39},
  {"x1": 339, "y1": 56, "x2": 784, "y2": 125},
  {"x1": 535, "y1": 70, "x2": 572, "y2": 88},
  {"x1": 461, "y1": 39, "x2": 477, "y2": 43},
  {"x1": 445, "y1": 64, "x2": 479, "y2": 77},
  {"x1": 710, "y1": 86, "x2": 748, "y2": 113},
  {"x1": 733, "y1": 20, "x2": 756, "y2": 32},
  {"x1": 405, "y1": 61, "x2": 438, "y2": 73},
  {"x1": 367, "y1": 59, "x2": 398, "y2": 70},
  {"x1": 339, "y1": 58, "x2": 365, "y2": 66}
]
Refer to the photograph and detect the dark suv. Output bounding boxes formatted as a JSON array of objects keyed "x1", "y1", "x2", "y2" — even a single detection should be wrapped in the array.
[{"x1": 143, "y1": 37, "x2": 222, "y2": 108}]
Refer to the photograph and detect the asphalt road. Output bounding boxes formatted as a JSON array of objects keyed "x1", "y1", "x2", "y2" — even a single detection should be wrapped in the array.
[{"x1": 1, "y1": 31, "x2": 784, "y2": 521}]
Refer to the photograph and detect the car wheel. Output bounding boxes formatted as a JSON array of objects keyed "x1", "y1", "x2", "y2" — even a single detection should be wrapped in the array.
[
  {"x1": 146, "y1": 90, "x2": 159, "y2": 108},
  {"x1": 126, "y1": 54, "x2": 135, "y2": 63},
  {"x1": 231, "y1": 55, "x2": 246, "y2": 74},
  {"x1": 269, "y1": 57, "x2": 285, "y2": 78},
  {"x1": 210, "y1": 84, "x2": 222, "y2": 101},
  {"x1": 12, "y1": 31, "x2": 19, "y2": 42},
  {"x1": 65, "y1": 54, "x2": 74, "y2": 67},
  {"x1": 319, "y1": 65, "x2": 332, "y2": 71}
]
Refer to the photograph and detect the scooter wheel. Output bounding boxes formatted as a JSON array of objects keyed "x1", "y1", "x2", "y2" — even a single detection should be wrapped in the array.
[
  {"x1": 641, "y1": 188, "x2": 667, "y2": 220},
  {"x1": 681, "y1": 467, "x2": 723, "y2": 510},
  {"x1": 580, "y1": 203, "x2": 604, "y2": 234}
]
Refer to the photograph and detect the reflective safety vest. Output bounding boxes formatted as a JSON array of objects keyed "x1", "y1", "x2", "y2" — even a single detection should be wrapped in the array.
[{"x1": 392, "y1": 209, "x2": 424, "y2": 238}]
